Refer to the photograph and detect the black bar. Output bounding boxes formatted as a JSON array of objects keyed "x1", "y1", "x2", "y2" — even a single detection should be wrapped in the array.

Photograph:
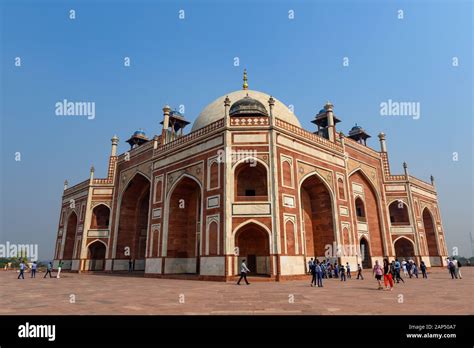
[{"x1": 0, "y1": 315, "x2": 472, "y2": 347}]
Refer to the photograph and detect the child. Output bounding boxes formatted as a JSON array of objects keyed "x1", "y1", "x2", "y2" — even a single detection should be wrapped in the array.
[{"x1": 346, "y1": 262, "x2": 351, "y2": 279}]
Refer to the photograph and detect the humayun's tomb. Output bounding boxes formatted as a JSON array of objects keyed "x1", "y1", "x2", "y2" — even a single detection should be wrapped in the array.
[{"x1": 53, "y1": 71, "x2": 448, "y2": 280}]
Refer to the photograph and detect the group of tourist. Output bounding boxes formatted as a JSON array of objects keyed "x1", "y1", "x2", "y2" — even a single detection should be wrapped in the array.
[
  {"x1": 307, "y1": 258, "x2": 365, "y2": 287},
  {"x1": 306, "y1": 255, "x2": 463, "y2": 291},
  {"x1": 16, "y1": 260, "x2": 62, "y2": 279},
  {"x1": 372, "y1": 258, "x2": 430, "y2": 290}
]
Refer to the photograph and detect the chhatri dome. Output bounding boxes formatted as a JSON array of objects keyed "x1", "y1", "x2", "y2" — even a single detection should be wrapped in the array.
[{"x1": 191, "y1": 69, "x2": 301, "y2": 131}]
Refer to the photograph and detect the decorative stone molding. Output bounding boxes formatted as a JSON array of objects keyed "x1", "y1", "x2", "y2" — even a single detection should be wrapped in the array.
[
  {"x1": 347, "y1": 159, "x2": 380, "y2": 191},
  {"x1": 119, "y1": 161, "x2": 153, "y2": 194},
  {"x1": 296, "y1": 161, "x2": 334, "y2": 191},
  {"x1": 166, "y1": 162, "x2": 204, "y2": 197}
]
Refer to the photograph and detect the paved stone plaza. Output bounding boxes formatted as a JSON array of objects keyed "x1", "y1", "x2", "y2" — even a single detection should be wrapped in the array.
[{"x1": 1, "y1": 268, "x2": 472, "y2": 315}]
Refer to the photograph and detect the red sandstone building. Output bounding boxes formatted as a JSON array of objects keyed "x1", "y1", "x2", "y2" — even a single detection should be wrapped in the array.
[{"x1": 53, "y1": 72, "x2": 448, "y2": 280}]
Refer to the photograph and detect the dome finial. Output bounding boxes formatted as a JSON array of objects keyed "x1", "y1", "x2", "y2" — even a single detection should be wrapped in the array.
[{"x1": 242, "y1": 69, "x2": 248, "y2": 90}]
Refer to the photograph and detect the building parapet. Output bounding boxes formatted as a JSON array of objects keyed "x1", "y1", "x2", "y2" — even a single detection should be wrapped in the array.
[
  {"x1": 409, "y1": 175, "x2": 436, "y2": 192},
  {"x1": 63, "y1": 179, "x2": 90, "y2": 198},
  {"x1": 154, "y1": 118, "x2": 225, "y2": 155},
  {"x1": 344, "y1": 136, "x2": 381, "y2": 158},
  {"x1": 117, "y1": 139, "x2": 155, "y2": 163},
  {"x1": 275, "y1": 118, "x2": 344, "y2": 153}
]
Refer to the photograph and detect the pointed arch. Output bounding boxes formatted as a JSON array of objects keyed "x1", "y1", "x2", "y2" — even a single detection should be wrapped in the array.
[
  {"x1": 86, "y1": 238, "x2": 108, "y2": 249},
  {"x1": 90, "y1": 204, "x2": 111, "y2": 229},
  {"x1": 388, "y1": 199, "x2": 410, "y2": 225},
  {"x1": 120, "y1": 171, "x2": 151, "y2": 196},
  {"x1": 393, "y1": 236, "x2": 415, "y2": 258},
  {"x1": 232, "y1": 219, "x2": 273, "y2": 251},
  {"x1": 233, "y1": 157, "x2": 269, "y2": 201},
  {"x1": 166, "y1": 172, "x2": 203, "y2": 200},
  {"x1": 87, "y1": 239, "x2": 107, "y2": 271},
  {"x1": 233, "y1": 220, "x2": 271, "y2": 275}
]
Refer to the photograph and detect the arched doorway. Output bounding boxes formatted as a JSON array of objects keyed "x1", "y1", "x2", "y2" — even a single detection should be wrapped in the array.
[
  {"x1": 234, "y1": 222, "x2": 270, "y2": 276},
  {"x1": 116, "y1": 174, "x2": 151, "y2": 270},
  {"x1": 300, "y1": 174, "x2": 335, "y2": 259},
  {"x1": 166, "y1": 176, "x2": 202, "y2": 274},
  {"x1": 360, "y1": 237, "x2": 371, "y2": 269},
  {"x1": 88, "y1": 241, "x2": 106, "y2": 271},
  {"x1": 63, "y1": 212, "x2": 78, "y2": 261},
  {"x1": 394, "y1": 237, "x2": 415, "y2": 259},
  {"x1": 423, "y1": 208, "x2": 439, "y2": 259}
]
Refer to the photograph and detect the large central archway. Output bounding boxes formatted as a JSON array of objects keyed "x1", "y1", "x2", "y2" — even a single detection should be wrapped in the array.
[
  {"x1": 63, "y1": 212, "x2": 78, "y2": 261},
  {"x1": 234, "y1": 222, "x2": 270, "y2": 276},
  {"x1": 166, "y1": 175, "x2": 202, "y2": 274},
  {"x1": 300, "y1": 174, "x2": 335, "y2": 259},
  {"x1": 116, "y1": 173, "x2": 151, "y2": 270}
]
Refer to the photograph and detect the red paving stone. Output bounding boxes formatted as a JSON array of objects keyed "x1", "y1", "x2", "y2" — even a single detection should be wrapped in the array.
[{"x1": 1, "y1": 268, "x2": 472, "y2": 315}]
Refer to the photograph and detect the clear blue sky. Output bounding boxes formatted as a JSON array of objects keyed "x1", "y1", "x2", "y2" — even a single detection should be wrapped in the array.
[{"x1": 1, "y1": 0, "x2": 472, "y2": 259}]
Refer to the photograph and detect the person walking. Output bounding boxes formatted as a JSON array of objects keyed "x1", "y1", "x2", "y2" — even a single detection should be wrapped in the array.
[
  {"x1": 373, "y1": 260, "x2": 383, "y2": 290},
  {"x1": 237, "y1": 259, "x2": 250, "y2": 285},
  {"x1": 420, "y1": 261, "x2": 427, "y2": 279},
  {"x1": 308, "y1": 258, "x2": 314, "y2": 274},
  {"x1": 390, "y1": 260, "x2": 396, "y2": 280},
  {"x1": 321, "y1": 262, "x2": 327, "y2": 279},
  {"x1": 334, "y1": 263, "x2": 339, "y2": 279},
  {"x1": 346, "y1": 262, "x2": 351, "y2": 279},
  {"x1": 340, "y1": 264, "x2": 346, "y2": 282},
  {"x1": 310, "y1": 260, "x2": 317, "y2": 287},
  {"x1": 56, "y1": 260, "x2": 63, "y2": 279},
  {"x1": 17, "y1": 261, "x2": 25, "y2": 279},
  {"x1": 394, "y1": 259, "x2": 405, "y2": 283},
  {"x1": 356, "y1": 264, "x2": 364, "y2": 280},
  {"x1": 44, "y1": 262, "x2": 53, "y2": 278},
  {"x1": 447, "y1": 258, "x2": 457, "y2": 279},
  {"x1": 453, "y1": 258, "x2": 462, "y2": 279},
  {"x1": 383, "y1": 259, "x2": 394, "y2": 291},
  {"x1": 315, "y1": 261, "x2": 323, "y2": 287},
  {"x1": 412, "y1": 262, "x2": 419, "y2": 279},
  {"x1": 407, "y1": 261, "x2": 413, "y2": 278},
  {"x1": 402, "y1": 259, "x2": 408, "y2": 277},
  {"x1": 31, "y1": 261, "x2": 37, "y2": 278},
  {"x1": 128, "y1": 259, "x2": 133, "y2": 273}
]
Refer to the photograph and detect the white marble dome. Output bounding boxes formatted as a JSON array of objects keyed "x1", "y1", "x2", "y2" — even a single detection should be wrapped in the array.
[{"x1": 191, "y1": 89, "x2": 301, "y2": 132}]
